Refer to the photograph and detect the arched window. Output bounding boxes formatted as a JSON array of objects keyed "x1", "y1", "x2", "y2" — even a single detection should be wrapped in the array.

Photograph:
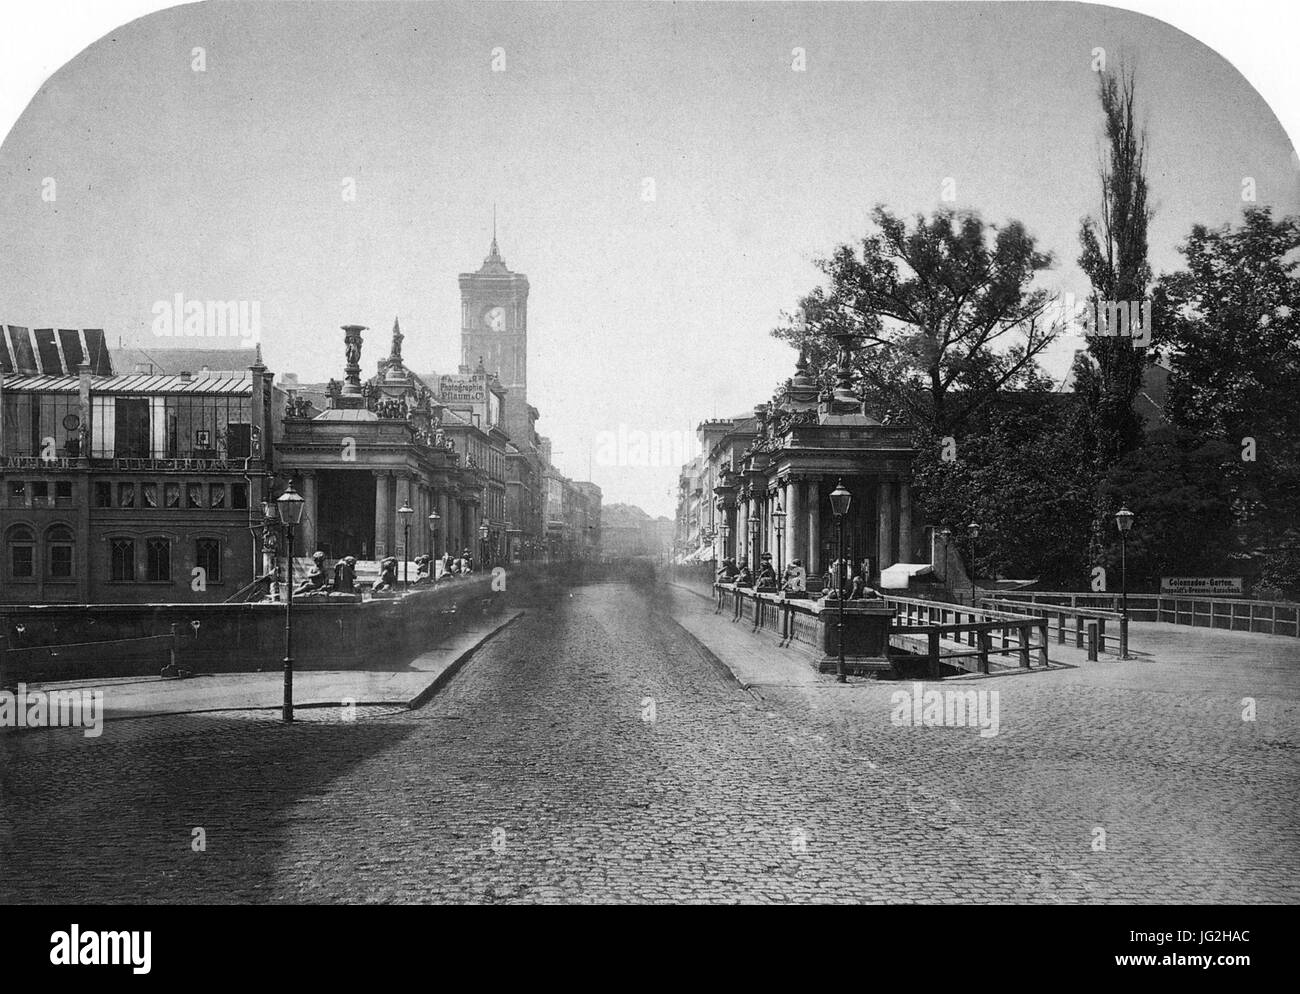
[
  {"x1": 46, "y1": 524, "x2": 75, "y2": 579},
  {"x1": 7, "y1": 525, "x2": 34, "y2": 580}
]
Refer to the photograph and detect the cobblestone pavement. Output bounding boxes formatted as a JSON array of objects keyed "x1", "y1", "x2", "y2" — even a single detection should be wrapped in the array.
[{"x1": 2, "y1": 580, "x2": 1296, "y2": 903}]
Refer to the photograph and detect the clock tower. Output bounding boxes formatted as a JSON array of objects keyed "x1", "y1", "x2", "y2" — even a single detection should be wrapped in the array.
[{"x1": 459, "y1": 232, "x2": 530, "y2": 428}]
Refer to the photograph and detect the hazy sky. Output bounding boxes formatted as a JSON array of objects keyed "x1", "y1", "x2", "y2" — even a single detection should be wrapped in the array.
[{"x1": 2, "y1": 1, "x2": 1297, "y2": 516}]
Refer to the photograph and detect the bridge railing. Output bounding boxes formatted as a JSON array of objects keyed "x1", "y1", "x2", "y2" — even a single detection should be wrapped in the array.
[
  {"x1": 991, "y1": 590, "x2": 1300, "y2": 638},
  {"x1": 879, "y1": 594, "x2": 1050, "y2": 675},
  {"x1": 978, "y1": 596, "x2": 1127, "y2": 657}
]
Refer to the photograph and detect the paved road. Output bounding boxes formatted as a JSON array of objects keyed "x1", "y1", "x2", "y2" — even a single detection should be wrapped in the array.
[{"x1": 2, "y1": 580, "x2": 1296, "y2": 903}]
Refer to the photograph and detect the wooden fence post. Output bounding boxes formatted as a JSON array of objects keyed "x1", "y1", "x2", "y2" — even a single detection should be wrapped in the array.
[
  {"x1": 1087, "y1": 621, "x2": 1098, "y2": 661},
  {"x1": 977, "y1": 629, "x2": 990, "y2": 674},
  {"x1": 1018, "y1": 623, "x2": 1030, "y2": 669},
  {"x1": 929, "y1": 630, "x2": 941, "y2": 680},
  {"x1": 1037, "y1": 621, "x2": 1049, "y2": 668}
]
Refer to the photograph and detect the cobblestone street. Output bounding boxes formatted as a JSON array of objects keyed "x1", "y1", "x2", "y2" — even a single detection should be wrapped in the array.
[{"x1": 3, "y1": 580, "x2": 1297, "y2": 904}]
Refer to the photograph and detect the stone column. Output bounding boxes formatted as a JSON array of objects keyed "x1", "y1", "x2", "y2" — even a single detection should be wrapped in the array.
[
  {"x1": 898, "y1": 480, "x2": 913, "y2": 563},
  {"x1": 877, "y1": 480, "x2": 896, "y2": 573},
  {"x1": 299, "y1": 470, "x2": 317, "y2": 553},
  {"x1": 788, "y1": 477, "x2": 805, "y2": 568},
  {"x1": 438, "y1": 492, "x2": 451, "y2": 557},
  {"x1": 737, "y1": 491, "x2": 749, "y2": 566},
  {"x1": 806, "y1": 478, "x2": 821, "y2": 574},
  {"x1": 373, "y1": 472, "x2": 390, "y2": 560}
]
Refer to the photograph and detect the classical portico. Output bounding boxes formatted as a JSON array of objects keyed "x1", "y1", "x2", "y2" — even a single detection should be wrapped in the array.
[
  {"x1": 276, "y1": 322, "x2": 485, "y2": 564},
  {"x1": 718, "y1": 341, "x2": 916, "y2": 583}
]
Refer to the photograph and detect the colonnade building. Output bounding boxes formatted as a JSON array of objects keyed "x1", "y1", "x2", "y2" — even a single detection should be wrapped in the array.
[{"x1": 678, "y1": 338, "x2": 919, "y2": 583}]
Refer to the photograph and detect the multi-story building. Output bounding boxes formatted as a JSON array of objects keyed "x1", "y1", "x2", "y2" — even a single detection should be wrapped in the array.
[{"x1": 1, "y1": 327, "x2": 274, "y2": 603}]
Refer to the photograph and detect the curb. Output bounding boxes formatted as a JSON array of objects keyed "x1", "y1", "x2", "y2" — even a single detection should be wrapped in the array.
[{"x1": 407, "y1": 609, "x2": 526, "y2": 710}]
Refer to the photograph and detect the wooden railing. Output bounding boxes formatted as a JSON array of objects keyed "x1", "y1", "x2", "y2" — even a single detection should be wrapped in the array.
[
  {"x1": 710, "y1": 585, "x2": 1052, "y2": 678},
  {"x1": 881, "y1": 595, "x2": 1050, "y2": 675},
  {"x1": 992, "y1": 590, "x2": 1300, "y2": 638},
  {"x1": 978, "y1": 596, "x2": 1127, "y2": 657}
]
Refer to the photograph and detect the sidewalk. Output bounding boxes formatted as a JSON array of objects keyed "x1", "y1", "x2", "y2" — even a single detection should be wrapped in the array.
[
  {"x1": 666, "y1": 583, "x2": 822, "y2": 689},
  {"x1": 8, "y1": 609, "x2": 524, "y2": 722},
  {"x1": 667, "y1": 580, "x2": 1300, "y2": 695}
]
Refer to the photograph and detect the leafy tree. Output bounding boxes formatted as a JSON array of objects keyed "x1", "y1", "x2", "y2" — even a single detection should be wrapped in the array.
[
  {"x1": 1077, "y1": 65, "x2": 1153, "y2": 561},
  {"x1": 1096, "y1": 427, "x2": 1238, "y2": 590},
  {"x1": 911, "y1": 368, "x2": 1095, "y2": 587},
  {"x1": 1152, "y1": 206, "x2": 1300, "y2": 592},
  {"x1": 772, "y1": 205, "x2": 1057, "y2": 436}
]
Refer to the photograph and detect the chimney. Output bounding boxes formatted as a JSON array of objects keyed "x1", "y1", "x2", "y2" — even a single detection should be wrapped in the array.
[{"x1": 180, "y1": 370, "x2": 192, "y2": 382}]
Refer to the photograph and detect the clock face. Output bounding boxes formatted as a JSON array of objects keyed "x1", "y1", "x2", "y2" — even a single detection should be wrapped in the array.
[{"x1": 482, "y1": 306, "x2": 506, "y2": 332}]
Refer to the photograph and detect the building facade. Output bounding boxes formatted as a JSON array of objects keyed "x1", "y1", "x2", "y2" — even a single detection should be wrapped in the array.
[
  {"x1": 1, "y1": 327, "x2": 273, "y2": 603},
  {"x1": 681, "y1": 340, "x2": 918, "y2": 582}
]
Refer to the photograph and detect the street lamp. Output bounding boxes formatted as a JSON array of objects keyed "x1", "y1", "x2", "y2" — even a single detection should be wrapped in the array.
[
  {"x1": 773, "y1": 499, "x2": 787, "y2": 576},
  {"x1": 276, "y1": 482, "x2": 305, "y2": 723},
  {"x1": 748, "y1": 514, "x2": 759, "y2": 574},
  {"x1": 397, "y1": 500, "x2": 414, "y2": 586},
  {"x1": 967, "y1": 522, "x2": 981, "y2": 608},
  {"x1": 829, "y1": 479, "x2": 852, "y2": 684},
  {"x1": 720, "y1": 519, "x2": 730, "y2": 561},
  {"x1": 1115, "y1": 505, "x2": 1134, "y2": 659},
  {"x1": 427, "y1": 507, "x2": 440, "y2": 557},
  {"x1": 479, "y1": 521, "x2": 490, "y2": 569}
]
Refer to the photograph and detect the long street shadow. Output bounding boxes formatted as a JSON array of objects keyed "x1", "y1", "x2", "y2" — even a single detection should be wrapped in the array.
[{"x1": 0, "y1": 712, "x2": 418, "y2": 904}]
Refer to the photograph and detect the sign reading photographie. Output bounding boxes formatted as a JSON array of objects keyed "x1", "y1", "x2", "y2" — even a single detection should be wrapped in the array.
[
  {"x1": 439, "y1": 375, "x2": 485, "y2": 403},
  {"x1": 1160, "y1": 576, "x2": 1244, "y2": 597}
]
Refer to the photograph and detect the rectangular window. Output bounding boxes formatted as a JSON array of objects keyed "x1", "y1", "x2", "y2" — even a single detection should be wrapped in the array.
[
  {"x1": 209, "y1": 483, "x2": 226, "y2": 509},
  {"x1": 226, "y1": 422, "x2": 252, "y2": 459},
  {"x1": 55, "y1": 480, "x2": 72, "y2": 503},
  {"x1": 31, "y1": 481, "x2": 49, "y2": 506},
  {"x1": 230, "y1": 483, "x2": 248, "y2": 510},
  {"x1": 196, "y1": 538, "x2": 221, "y2": 583},
  {"x1": 142, "y1": 483, "x2": 158, "y2": 508},
  {"x1": 49, "y1": 545, "x2": 72, "y2": 578},
  {"x1": 187, "y1": 483, "x2": 202, "y2": 509},
  {"x1": 146, "y1": 538, "x2": 170, "y2": 582},
  {"x1": 114, "y1": 398, "x2": 150, "y2": 458},
  {"x1": 9, "y1": 480, "x2": 27, "y2": 507},
  {"x1": 94, "y1": 481, "x2": 111, "y2": 507},
  {"x1": 111, "y1": 539, "x2": 135, "y2": 581},
  {"x1": 165, "y1": 483, "x2": 181, "y2": 508},
  {"x1": 118, "y1": 483, "x2": 135, "y2": 508},
  {"x1": 12, "y1": 545, "x2": 34, "y2": 578}
]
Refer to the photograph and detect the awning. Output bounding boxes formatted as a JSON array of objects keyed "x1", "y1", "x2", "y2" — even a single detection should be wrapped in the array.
[{"x1": 880, "y1": 562, "x2": 933, "y2": 590}]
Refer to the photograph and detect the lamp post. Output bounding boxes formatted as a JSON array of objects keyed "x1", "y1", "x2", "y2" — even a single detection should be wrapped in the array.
[
  {"x1": 773, "y1": 499, "x2": 787, "y2": 576},
  {"x1": 479, "y1": 521, "x2": 490, "y2": 569},
  {"x1": 427, "y1": 507, "x2": 440, "y2": 553},
  {"x1": 397, "y1": 500, "x2": 413, "y2": 586},
  {"x1": 1115, "y1": 505, "x2": 1134, "y2": 659},
  {"x1": 967, "y1": 522, "x2": 981, "y2": 608},
  {"x1": 276, "y1": 482, "x2": 305, "y2": 723},
  {"x1": 720, "y1": 519, "x2": 731, "y2": 563},
  {"x1": 829, "y1": 480, "x2": 852, "y2": 683}
]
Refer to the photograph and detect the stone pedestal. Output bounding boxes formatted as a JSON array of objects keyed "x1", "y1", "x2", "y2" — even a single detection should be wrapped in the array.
[{"x1": 810, "y1": 600, "x2": 895, "y2": 676}]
